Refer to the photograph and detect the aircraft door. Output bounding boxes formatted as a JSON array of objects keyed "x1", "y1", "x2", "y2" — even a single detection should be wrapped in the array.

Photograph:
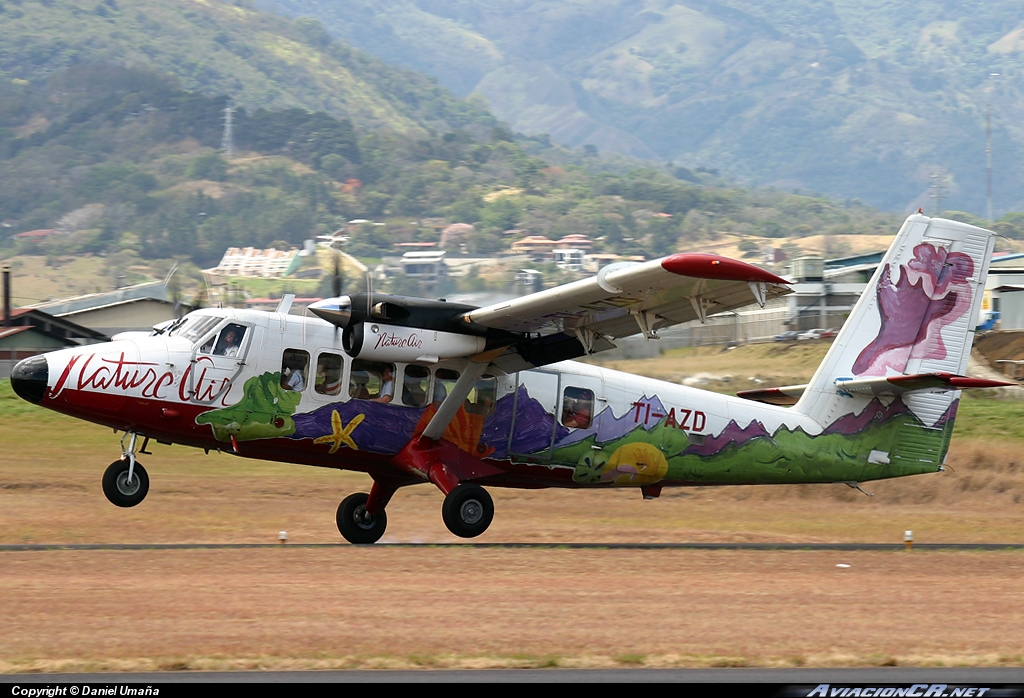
[
  {"x1": 508, "y1": 370, "x2": 560, "y2": 461},
  {"x1": 187, "y1": 321, "x2": 254, "y2": 404}
]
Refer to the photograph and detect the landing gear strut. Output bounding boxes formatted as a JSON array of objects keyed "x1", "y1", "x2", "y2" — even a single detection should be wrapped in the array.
[
  {"x1": 442, "y1": 483, "x2": 494, "y2": 539},
  {"x1": 102, "y1": 432, "x2": 149, "y2": 507},
  {"x1": 336, "y1": 492, "x2": 387, "y2": 544}
]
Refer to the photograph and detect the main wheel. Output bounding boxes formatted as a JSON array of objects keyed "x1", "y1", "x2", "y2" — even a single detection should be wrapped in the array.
[
  {"x1": 102, "y1": 459, "x2": 149, "y2": 508},
  {"x1": 336, "y1": 492, "x2": 387, "y2": 544},
  {"x1": 441, "y1": 484, "x2": 494, "y2": 539}
]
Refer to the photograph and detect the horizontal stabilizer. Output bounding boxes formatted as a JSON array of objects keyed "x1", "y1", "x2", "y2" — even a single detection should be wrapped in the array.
[
  {"x1": 738, "y1": 373, "x2": 1015, "y2": 406},
  {"x1": 835, "y1": 372, "x2": 1016, "y2": 396},
  {"x1": 735, "y1": 385, "x2": 806, "y2": 406}
]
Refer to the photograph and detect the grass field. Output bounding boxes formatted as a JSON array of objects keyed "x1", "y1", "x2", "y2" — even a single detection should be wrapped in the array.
[{"x1": 1, "y1": 343, "x2": 1023, "y2": 671}]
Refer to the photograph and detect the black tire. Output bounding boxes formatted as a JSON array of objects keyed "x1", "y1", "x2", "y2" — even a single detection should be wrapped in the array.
[
  {"x1": 102, "y1": 459, "x2": 149, "y2": 508},
  {"x1": 336, "y1": 492, "x2": 387, "y2": 544},
  {"x1": 441, "y1": 484, "x2": 494, "y2": 539}
]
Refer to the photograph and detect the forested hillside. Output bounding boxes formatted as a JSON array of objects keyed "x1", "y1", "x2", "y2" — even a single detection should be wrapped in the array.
[
  {"x1": 0, "y1": 65, "x2": 916, "y2": 273},
  {"x1": 257, "y1": 0, "x2": 1024, "y2": 215},
  {"x1": 0, "y1": 0, "x2": 494, "y2": 135}
]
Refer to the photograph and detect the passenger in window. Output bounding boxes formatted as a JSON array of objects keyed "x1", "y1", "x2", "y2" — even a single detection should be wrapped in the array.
[
  {"x1": 561, "y1": 388, "x2": 594, "y2": 429},
  {"x1": 349, "y1": 372, "x2": 372, "y2": 400},
  {"x1": 402, "y1": 366, "x2": 430, "y2": 407},
  {"x1": 350, "y1": 360, "x2": 393, "y2": 400},
  {"x1": 280, "y1": 349, "x2": 309, "y2": 392},
  {"x1": 283, "y1": 367, "x2": 305, "y2": 391},
  {"x1": 372, "y1": 366, "x2": 395, "y2": 403},
  {"x1": 430, "y1": 369, "x2": 459, "y2": 408},
  {"x1": 465, "y1": 376, "x2": 497, "y2": 416},
  {"x1": 315, "y1": 355, "x2": 343, "y2": 396},
  {"x1": 432, "y1": 382, "x2": 447, "y2": 406}
]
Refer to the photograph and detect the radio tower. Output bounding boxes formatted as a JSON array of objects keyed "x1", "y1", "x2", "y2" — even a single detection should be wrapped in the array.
[{"x1": 220, "y1": 100, "x2": 235, "y2": 159}]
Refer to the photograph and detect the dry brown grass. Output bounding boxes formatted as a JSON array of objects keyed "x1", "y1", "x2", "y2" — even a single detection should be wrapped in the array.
[{"x1": 1, "y1": 548, "x2": 1023, "y2": 672}]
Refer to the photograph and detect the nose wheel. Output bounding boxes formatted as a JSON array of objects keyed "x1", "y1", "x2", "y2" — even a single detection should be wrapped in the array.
[
  {"x1": 102, "y1": 459, "x2": 150, "y2": 507},
  {"x1": 442, "y1": 484, "x2": 494, "y2": 539},
  {"x1": 337, "y1": 492, "x2": 388, "y2": 544}
]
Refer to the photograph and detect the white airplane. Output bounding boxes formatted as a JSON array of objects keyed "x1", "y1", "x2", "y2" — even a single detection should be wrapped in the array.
[{"x1": 10, "y1": 214, "x2": 1012, "y2": 543}]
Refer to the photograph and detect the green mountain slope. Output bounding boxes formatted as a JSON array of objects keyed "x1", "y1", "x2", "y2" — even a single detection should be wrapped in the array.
[
  {"x1": 0, "y1": 0, "x2": 493, "y2": 135},
  {"x1": 256, "y1": 0, "x2": 1024, "y2": 214}
]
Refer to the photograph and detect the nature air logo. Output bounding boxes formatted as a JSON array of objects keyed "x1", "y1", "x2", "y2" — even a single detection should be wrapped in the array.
[{"x1": 373, "y1": 329, "x2": 423, "y2": 351}]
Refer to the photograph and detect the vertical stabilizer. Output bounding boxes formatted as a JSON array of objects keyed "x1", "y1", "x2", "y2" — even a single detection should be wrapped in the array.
[{"x1": 793, "y1": 215, "x2": 996, "y2": 460}]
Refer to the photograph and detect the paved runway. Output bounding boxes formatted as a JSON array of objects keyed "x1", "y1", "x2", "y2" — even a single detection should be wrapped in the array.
[{"x1": 2, "y1": 542, "x2": 1024, "y2": 551}]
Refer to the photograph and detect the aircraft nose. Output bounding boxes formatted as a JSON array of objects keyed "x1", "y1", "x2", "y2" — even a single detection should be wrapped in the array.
[{"x1": 11, "y1": 355, "x2": 48, "y2": 404}]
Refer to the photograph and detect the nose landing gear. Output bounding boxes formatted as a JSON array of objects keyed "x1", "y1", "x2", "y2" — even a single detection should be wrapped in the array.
[
  {"x1": 102, "y1": 459, "x2": 150, "y2": 507},
  {"x1": 102, "y1": 432, "x2": 150, "y2": 508}
]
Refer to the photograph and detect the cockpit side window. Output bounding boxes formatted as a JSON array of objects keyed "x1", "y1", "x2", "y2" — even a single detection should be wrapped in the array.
[{"x1": 201, "y1": 323, "x2": 248, "y2": 356}]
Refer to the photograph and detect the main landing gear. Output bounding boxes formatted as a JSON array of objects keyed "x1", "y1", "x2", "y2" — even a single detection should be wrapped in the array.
[
  {"x1": 335, "y1": 482, "x2": 495, "y2": 544},
  {"x1": 336, "y1": 492, "x2": 388, "y2": 545},
  {"x1": 102, "y1": 432, "x2": 150, "y2": 508},
  {"x1": 441, "y1": 484, "x2": 493, "y2": 539}
]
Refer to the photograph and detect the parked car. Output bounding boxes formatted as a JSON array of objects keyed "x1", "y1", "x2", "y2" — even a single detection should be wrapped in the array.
[
  {"x1": 798, "y1": 328, "x2": 826, "y2": 340},
  {"x1": 774, "y1": 330, "x2": 801, "y2": 342},
  {"x1": 819, "y1": 328, "x2": 839, "y2": 339}
]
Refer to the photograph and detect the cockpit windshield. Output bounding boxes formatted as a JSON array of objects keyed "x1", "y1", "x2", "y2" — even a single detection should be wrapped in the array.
[{"x1": 161, "y1": 315, "x2": 225, "y2": 345}]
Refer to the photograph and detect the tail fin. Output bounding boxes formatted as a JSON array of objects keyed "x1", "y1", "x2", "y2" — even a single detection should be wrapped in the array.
[{"x1": 792, "y1": 214, "x2": 997, "y2": 465}]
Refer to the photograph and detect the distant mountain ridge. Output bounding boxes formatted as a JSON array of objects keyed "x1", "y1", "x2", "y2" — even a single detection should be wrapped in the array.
[{"x1": 256, "y1": 0, "x2": 1024, "y2": 215}]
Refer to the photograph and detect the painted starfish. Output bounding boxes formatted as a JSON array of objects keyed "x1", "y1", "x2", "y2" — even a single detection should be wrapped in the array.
[{"x1": 313, "y1": 411, "x2": 364, "y2": 454}]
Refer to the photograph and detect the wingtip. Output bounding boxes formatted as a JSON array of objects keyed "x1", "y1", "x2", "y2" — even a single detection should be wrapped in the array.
[{"x1": 661, "y1": 254, "x2": 790, "y2": 285}]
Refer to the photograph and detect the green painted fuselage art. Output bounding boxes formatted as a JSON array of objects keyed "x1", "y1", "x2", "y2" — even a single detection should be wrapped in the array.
[
  {"x1": 559, "y1": 400, "x2": 948, "y2": 487},
  {"x1": 196, "y1": 372, "x2": 302, "y2": 442}
]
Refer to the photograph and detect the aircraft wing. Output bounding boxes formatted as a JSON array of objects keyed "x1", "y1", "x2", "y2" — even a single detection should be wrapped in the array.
[{"x1": 461, "y1": 254, "x2": 791, "y2": 372}]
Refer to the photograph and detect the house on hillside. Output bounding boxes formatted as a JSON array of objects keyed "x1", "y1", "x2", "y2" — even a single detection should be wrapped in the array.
[{"x1": 208, "y1": 247, "x2": 301, "y2": 278}]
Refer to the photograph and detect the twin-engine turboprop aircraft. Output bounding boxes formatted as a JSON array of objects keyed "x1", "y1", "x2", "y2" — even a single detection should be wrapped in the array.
[{"x1": 10, "y1": 214, "x2": 1013, "y2": 543}]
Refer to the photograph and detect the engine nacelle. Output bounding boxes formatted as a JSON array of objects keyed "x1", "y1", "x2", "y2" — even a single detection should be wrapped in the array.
[{"x1": 344, "y1": 322, "x2": 486, "y2": 363}]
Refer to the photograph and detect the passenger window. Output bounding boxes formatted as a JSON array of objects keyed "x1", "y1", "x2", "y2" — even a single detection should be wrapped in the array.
[
  {"x1": 401, "y1": 365, "x2": 431, "y2": 407},
  {"x1": 281, "y1": 349, "x2": 309, "y2": 392},
  {"x1": 465, "y1": 375, "x2": 497, "y2": 416},
  {"x1": 432, "y1": 368, "x2": 460, "y2": 406},
  {"x1": 350, "y1": 360, "x2": 395, "y2": 402},
  {"x1": 315, "y1": 353, "x2": 343, "y2": 396},
  {"x1": 561, "y1": 387, "x2": 594, "y2": 429}
]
